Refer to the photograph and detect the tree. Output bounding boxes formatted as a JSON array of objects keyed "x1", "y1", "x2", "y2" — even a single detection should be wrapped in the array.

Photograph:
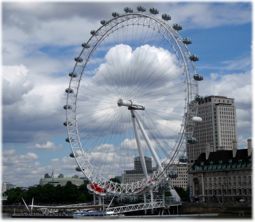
[
  {"x1": 44, "y1": 173, "x2": 51, "y2": 178},
  {"x1": 3, "y1": 182, "x2": 93, "y2": 205},
  {"x1": 58, "y1": 173, "x2": 64, "y2": 178},
  {"x1": 4, "y1": 187, "x2": 24, "y2": 204},
  {"x1": 174, "y1": 186, "x2": 189, "y2": 201},
  {"x1": 110, "y1": 177, "x2": 121, "y2": 183}
]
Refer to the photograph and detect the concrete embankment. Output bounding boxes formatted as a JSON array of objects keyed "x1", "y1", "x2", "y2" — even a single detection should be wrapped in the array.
[{"x1": 180, "y1": 202, "x2": 251, "y2": 218}]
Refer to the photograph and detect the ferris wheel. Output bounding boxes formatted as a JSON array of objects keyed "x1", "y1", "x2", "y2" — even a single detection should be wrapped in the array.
[{"x1": 63, "y1": 6, "x2": 203, "y2": 196}]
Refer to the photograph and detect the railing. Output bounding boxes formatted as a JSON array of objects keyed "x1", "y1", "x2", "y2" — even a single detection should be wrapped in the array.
[{"x1": 107, "y1": 199, "x2": 181, "y2": 214}]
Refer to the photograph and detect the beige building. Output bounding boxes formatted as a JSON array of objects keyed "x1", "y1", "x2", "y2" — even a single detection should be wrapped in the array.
[
  {"x1": 122, "y1": 173, "x2": 149, "y2": 184},
  {"x1": 187, "y1": 96, "x2": 237, "y2": 164},
  {"x1": 190, "y1": 139, "x2": 252, "y2": 203},
  {"x1": 170, "y1": 163, "x2": 188, "y2": 190},
  {"x1": 39, "y1": 175, "x2": 86, "y2": 187},
  {"x1": 163, "y1": 162, "x2": 188, "y2": 190}
]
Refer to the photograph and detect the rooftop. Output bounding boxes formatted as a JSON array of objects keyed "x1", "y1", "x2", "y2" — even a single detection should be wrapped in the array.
[
  {"x1": 191, "y1": 149, "x2": 251, "y2": 172},
  {"x1": 198, "y1": 95, "x2": 234, "y2": 105}
]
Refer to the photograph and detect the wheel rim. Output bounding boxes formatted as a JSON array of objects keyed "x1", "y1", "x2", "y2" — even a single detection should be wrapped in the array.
[{"x1": 64, "y1": 12, "x2": 199, "y2": 194}]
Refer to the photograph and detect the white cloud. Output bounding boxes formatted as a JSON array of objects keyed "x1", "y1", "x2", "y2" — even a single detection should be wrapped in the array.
[
  {"x1": 25, "y1": 152, "x2": 38, "y2": 160},
  {"x1": 168, "y1": 3, "x2": 250, "y2": 29},
  {"x1": 94, "y1": 44, "x2": 182, "y2": 87},
  {"x1": 3, "y1": 65, "x2": 33, "y2": 105},
  {"x1": 50, "y1": 156, "x2": 77, "y2": 172},
  {"x1": 2, "y1": 148, "x2": 82, "y2": 186},
  {"x1": 35, "y1": 141, "x2": 61, "y2": 150},
  {"x1": 198, "y1": 55, "x2": 251, "y2": 73},
  {"x1": 2, "y1": 149, "x2": 43, "y2": 186},
  {"x1": 2, "y1": 64, "x2": 67, "y2": 143},
  {"x1": 3, "y1": 3, "x2": 251, "y2": 33},
  {"x1": 221, "y1": 56, "x2": 251, "y2": 72},
  {"x1": 87, "y1": 145, "x2": 135, "y2": 179},
  {"x1": 120, "y1": 138, "x2": 137, "y2": 150},
  {"x1": 202, "y1": 72, "x2": 251, "y2": 105},
  {"x1": 200, "y1": 71, "x2": 252, "y2": 147}
]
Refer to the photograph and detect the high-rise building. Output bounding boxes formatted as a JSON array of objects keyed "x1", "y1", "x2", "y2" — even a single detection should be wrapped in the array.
[
  {"x1": 187, "y1": 96, "x2": 237, "y2": 164},
  {"x1": 134, "y1": 156, "x2": 153, "y2": 173},
  {"x1": 122, "y1": 156, "x2": 153, "y2": 183}
]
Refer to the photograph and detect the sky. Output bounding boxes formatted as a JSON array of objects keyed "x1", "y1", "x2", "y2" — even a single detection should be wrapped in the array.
[{"x1": 1, "y1": 1, "x2": 252, "y2": 187}]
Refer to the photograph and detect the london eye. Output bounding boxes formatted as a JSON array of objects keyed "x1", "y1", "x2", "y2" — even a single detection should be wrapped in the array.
[{"x1": 63, "y1": 6, "x2": 203, "y2": 197}]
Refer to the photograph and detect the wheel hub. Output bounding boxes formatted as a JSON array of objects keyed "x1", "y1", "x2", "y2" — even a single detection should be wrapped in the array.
[{"x1": 117, "y1": 98, "x2": 145, "y2": 110}]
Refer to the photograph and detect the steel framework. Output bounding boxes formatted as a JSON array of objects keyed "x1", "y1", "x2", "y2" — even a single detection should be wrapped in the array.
[
  {"x1": 64, "y1": 7, "x2": 202, "y2": 195},
  {"x1": 106, "y1": 199, "x2": 181, "y2": 215}
]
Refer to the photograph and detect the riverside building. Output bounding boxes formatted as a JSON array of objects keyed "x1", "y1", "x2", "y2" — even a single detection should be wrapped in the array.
[
  {"x1": 190, "y1": 139, "x2": 252, "y2": 203},
  {"x1": 39, "y1": 174, "x2": 86, "y2": 186}
]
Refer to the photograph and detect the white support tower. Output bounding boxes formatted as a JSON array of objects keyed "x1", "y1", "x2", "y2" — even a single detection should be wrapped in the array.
[{"x1": 118, "y1": 99, "x2": 181, "y2": 204}]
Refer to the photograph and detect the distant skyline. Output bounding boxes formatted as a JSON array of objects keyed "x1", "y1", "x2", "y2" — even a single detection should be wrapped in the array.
[{"x1": 2, "y1": 1, "x2": 252, "y2": 186}]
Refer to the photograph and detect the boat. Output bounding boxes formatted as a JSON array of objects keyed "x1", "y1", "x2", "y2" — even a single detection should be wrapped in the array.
[{"x1": 73, "y1": 210, "x2": 114, "y2": 217}]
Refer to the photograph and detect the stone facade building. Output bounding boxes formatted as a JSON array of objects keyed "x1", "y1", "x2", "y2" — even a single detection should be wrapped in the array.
[
  {"x1": 190, "y1": 139, "x2": 252, "y2": 203},
  {"x1": 39, "y1": 175, "x2": 86, "y2": 187}
]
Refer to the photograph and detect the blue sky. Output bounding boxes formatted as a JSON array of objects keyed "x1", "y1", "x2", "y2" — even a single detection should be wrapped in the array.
[{"x1": 2, "y1": 1, "x2": 252, "y2": 186}]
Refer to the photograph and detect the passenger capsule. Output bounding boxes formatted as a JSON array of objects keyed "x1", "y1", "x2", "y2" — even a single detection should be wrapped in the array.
[
  {"x1": 63, "y1": 105, "x2": 72, "y2": 110},
  {"x1": 65, "y1": 88, "x2": 73, "y2": 94},
  {"x1": 137, "y1": 6, "x2": 146, "y2": 12},
  {"x1": 74, "y1": 57, "x2": 83, "y2": 63},
  {"x1": 124, "y1": 7, "x2": 133, "y2": 13},
  {"x1": 194, "y1": 95, "x2": 203, "y2": 102},
  {"x1": 90, "y1": 30, "x2": 96, "y2": 35},
  {"x1": 192, "y1": 116, "x2": 203, "y2": 122},
  {"x1": 187, "y1": 137, "x2": 197, "y2": 144},
  {"x1": 149, "y1": 8, "x2": 159, "y2": 14},
  {"x1": 173, "y1": 24, "x2": 182, "y2": 31},
  {"x1": 69, "y1": 72, "x2": 77, "y2": 78},
  {"x1": 182, "y1": 38, "x2": 192, "y2": 45},
  {"x1": 70, "y1": 153, "x2": 75, "y2": 158},
  {"x1": 100, "y1": 20, "x2": 106, "y2": 25},
  {"x1": 112, "y1": 12, "x2": 119, "y2": 17},
  {"x1": 63, "y1": 121, "x2": 72, "y2": 127},
  {"x1": 75, "y1": 166, "x2": 82, "y2": 172},
  {"x1": 81, "y1": 43, "x2": 90, "y2": 48},
  {"x1": 189, "y1": 55, "x2": 199, "y2": 62},
  {"x1": 193, "y1": 74, "x2": 203, "y2": 81},
  {"x1": 66, "y1": 137, "x2": 74, "y2": 143},
  {"x1": 162, "y1": 14, "x2": 171, "y2": 21},
  {"x1": 168, "y1": 171, "x2": 178, "y2": 179},
  {"x1": 179, "y1": 156, "x2": 188, "y2": 163}
]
